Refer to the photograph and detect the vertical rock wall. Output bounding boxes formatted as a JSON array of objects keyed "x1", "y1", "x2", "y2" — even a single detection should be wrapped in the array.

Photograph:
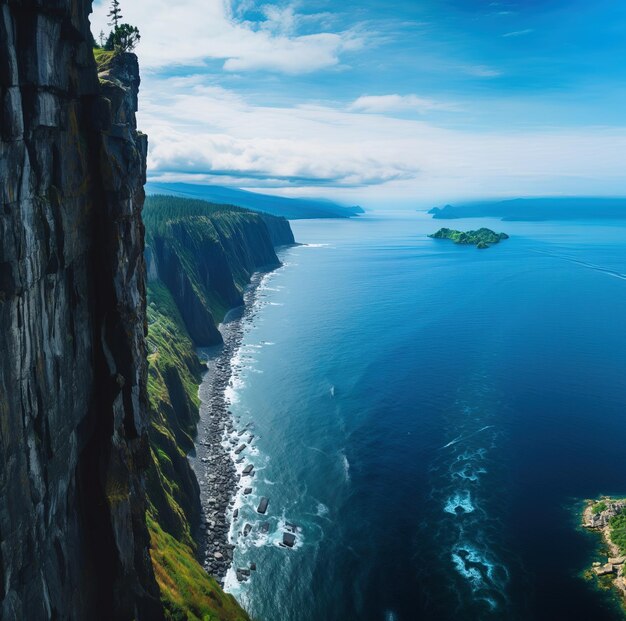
[{"x1": 0, "y1": 1, "x2": 161, "y2": 619}]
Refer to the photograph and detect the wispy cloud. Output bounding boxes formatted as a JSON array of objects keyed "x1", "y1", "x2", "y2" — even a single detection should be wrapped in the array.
[
  {"x1": 463, "y1": 64, "x2": 502, "y2": 78},
  {"x1": 349, "y1": 94, "x2": 460, "y2": 114},
  {"x1": 502, "y1": 29, "x2": 533, "y2": 38}
]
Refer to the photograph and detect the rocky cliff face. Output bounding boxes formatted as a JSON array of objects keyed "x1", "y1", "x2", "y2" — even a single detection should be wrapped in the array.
[
  {"x1": 260, "y1": 213, "x2": 295, "y2": 247},
  {"x1": 144, "y1": 198, "x2": 294, "y2": 346},
  {"x1": 0, "y1": 2, "x2": 160, "y2": 619}
]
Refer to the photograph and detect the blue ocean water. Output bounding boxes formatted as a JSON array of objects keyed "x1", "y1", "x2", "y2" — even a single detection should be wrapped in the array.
[{"x1": 220, "y1": 210, "x2": 626, "y2": 621}]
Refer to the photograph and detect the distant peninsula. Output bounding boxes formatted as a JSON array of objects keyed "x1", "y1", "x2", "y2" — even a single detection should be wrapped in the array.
[
  {"x1": 146, "y1": 181, "x2": 364, "y2": 220},
  {"x1": 428, "y1": 197, "x2": 626, "y2": 222},
  {"x1": 582, "y1": 497, "x2": 626, "y2": 604},
  {"x1": 429, "y1": 227, "x2": 509, "y2": 249}
]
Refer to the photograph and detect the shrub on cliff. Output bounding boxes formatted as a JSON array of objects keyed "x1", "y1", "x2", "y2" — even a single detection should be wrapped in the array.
[{"x1": 105, "y1": 23, "x2": 141, "y2": 52}]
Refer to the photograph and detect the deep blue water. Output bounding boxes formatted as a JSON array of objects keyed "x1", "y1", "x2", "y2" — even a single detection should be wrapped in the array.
[{"x1": 220, "y1": 210, "x2": 626, "y2": 621}]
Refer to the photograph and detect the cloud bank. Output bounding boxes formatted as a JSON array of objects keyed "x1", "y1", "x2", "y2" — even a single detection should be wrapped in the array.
[
  {"x1": 90, "y1": 0, "x2": 626, "y2": 201},
  {"x1": 91, "y1": 0, "x2": 363, "y2": 73}
]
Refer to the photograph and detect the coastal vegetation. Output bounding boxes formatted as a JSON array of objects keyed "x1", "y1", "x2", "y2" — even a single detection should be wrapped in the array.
[
  {"x1": 610, "y1": 514, "x2": 626, "y2": 556},
  {"x1": 428, "y1": 227, "x2": 509, "y2": 249},
  {"x1": 148, "y1": 517, "x2": 249, "y2": 621},
  {"x1": 594, "y1": 501, "x2": 609, "y2": 515}
]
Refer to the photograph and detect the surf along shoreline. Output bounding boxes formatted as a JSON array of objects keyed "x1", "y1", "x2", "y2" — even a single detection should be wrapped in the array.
[{"x1": 189, "y1": 251, "x2": 291, "y2": 586}]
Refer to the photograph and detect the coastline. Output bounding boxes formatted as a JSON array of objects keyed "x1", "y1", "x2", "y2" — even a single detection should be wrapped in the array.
[
  {"x1": 582, "y1": 497, "x2": 626, "y2": 604},
  {"x1": 189, "y1": 260, "x2": 287, "y2": 584}
]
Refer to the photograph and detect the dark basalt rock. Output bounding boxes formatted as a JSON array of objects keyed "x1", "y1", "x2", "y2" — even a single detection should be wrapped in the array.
[{"x1": 0, "y1": 2, "x2": 160, "y2": 619}]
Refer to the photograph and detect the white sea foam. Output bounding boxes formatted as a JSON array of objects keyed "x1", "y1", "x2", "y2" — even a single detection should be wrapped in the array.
[
  {"x1": 340, "y1": 451, "x2": 351, "y2": 482},
  {"x1": 453, "y1": 466, "x2": 487, "y2": 483},
  {"x1": 444, "y1": 490, "x2": 475, "y2": 515},
  {"x1": 316, "y1": 503, "x2": 329, "y2": 517},
  {"x1": 451, "y1": 551, "x2": 484, "y2": 589},
  {"x1": 223, "y1": 566, "x2": 240, "y2": 595}
]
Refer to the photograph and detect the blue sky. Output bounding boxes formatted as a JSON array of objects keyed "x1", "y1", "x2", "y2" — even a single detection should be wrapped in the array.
[{"x1": 91, "y1": 0, "x2": 626, "y2": 204}]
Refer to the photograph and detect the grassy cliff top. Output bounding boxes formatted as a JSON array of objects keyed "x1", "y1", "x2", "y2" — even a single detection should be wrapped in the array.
[
  {"x1": 93, "y1": 47, "x2": 116, "y2": 72},
  {"x1": 143, "y1": 195, "x2": 251, "y2": 236},
  {"x1": 429, "y1": 227, "x2": 509, "y2": 249}
]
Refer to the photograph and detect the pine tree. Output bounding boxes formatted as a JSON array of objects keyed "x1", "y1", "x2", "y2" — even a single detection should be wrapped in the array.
[
  {"x1": 107, "y1": 0, "x2": 123, "y2": 28},
  {"x1": 105, "y1": 24, "x2": 140, "y2": 53},
  {"x1": 99, "y1": 30, "x2": 105, "y2": 47}
]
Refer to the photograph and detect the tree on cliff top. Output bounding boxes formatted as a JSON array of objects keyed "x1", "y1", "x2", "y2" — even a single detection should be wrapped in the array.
[
  {"x1": 107, "y1": 0, "x2": 123, "y2": 27},
  {"x1": 105, "y1": 23, "x2": 141, "y2": 53}
]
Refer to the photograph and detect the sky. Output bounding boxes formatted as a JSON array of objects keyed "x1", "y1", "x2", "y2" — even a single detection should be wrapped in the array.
[{"x1": 91, "y1": 0, "x2": 626, "y2": 205}]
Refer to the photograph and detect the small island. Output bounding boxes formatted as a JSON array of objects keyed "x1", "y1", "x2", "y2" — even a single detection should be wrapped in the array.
[
  {"x1": 582, "y1": 497, "x2": 626, "y2": 602},
  {"x1": 428, "y1": 227, "x2": 509, "y2": 249}
]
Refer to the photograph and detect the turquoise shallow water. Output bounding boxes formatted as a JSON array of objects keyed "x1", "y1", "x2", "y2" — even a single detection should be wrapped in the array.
[{"x1": 220, "y1": 210, "x2": 626, "y2": 621}]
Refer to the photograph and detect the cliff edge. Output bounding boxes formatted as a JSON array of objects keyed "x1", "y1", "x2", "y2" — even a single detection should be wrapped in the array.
[{"x1": 0, "y1": 2, "x2": 157, "y2": 618}]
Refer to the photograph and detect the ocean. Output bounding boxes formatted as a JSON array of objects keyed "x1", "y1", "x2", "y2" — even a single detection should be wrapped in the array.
[{"x1": 210, "y1": 209, "x2": 626, "y2": 620}]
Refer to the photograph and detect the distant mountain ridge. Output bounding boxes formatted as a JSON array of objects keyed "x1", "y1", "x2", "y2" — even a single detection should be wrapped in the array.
[
  {"x1": 146, "y1": 182, "x2": 364, "y2": 220},
  {"x1": 429, "y1": 197, "x2": 626, "y2": 221}
]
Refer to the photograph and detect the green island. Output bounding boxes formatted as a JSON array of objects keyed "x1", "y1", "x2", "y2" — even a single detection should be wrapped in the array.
[
  {"x1": 428, "y1": 227, "x2": 510, "y2": 249},
  {"x1": 582, "y1": 497, "x2": 626, "y2": 606}
]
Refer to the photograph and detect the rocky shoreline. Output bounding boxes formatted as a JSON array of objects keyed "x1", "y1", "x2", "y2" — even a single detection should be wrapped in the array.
[
  {"x1": 582, "y1": 497, "x2": 626, "y2": 600},
  {"x1": 188, "y1": 268, "x2": 276, "y2": 583}
]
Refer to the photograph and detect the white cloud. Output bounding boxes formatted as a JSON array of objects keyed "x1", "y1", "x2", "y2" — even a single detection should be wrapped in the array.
[
  {"x1": 502, "y1": 29, "x2": 533, "y2": 38},
  {"x1": 349, "y1": 94, "x2": 459, "y2": 114},
  {"x1": 90, "y1": 1, "x2": 626, "y2": 202},
  {"x1": 137, "y1": 76, "x2": 626, "y2": 200},
  {"x1": 463, "y1": 64, "x2": 502, "y2": 78},
  {"x1": 90, "y1": 0, "x2": 363, "y2": 73}
]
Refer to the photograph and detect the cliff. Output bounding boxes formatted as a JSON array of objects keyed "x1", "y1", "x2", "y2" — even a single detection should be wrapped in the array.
[
  {"x1": 144, "y1": 195, "x2": 294, "y2": 346},
  {"x1": 0, "y1": 1, "x2": 160, "y2": 618},
  {"x1": 142, "y1": 195, "x2": 293, "y2": 619}
]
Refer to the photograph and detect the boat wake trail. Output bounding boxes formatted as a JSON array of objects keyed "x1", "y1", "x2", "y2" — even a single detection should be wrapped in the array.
[
  {"x1": 440, "y1": 425, "x2": 494, "y2": 450},
  {"x1": 531, "y1": 249, "x2": 626, "y2": 281}
]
